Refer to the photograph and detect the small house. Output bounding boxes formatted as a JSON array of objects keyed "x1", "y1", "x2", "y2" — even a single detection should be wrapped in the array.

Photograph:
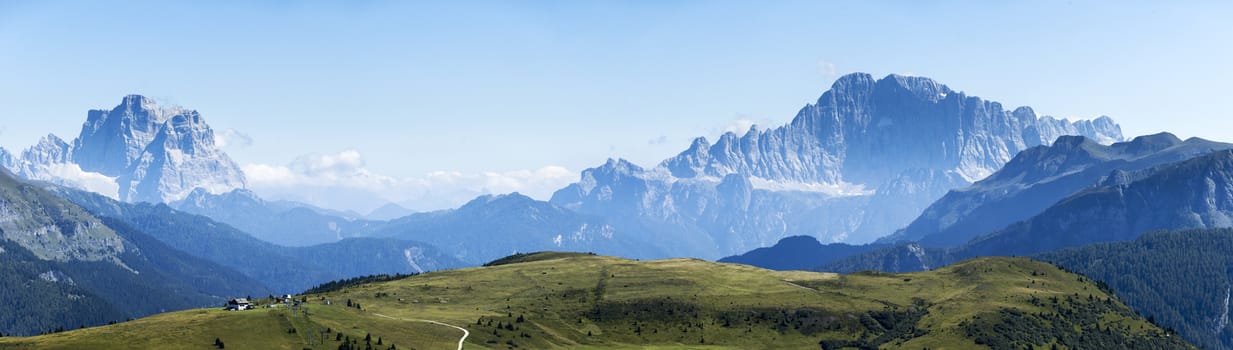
[{"x1": 226, "y1": 298, "x2": 251, "y2": 311}]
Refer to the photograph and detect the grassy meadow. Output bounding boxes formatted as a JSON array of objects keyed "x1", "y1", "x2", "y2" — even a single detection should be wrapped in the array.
[{"x1": 0, "y1": 253, "x2": 1190, "y2": 349}]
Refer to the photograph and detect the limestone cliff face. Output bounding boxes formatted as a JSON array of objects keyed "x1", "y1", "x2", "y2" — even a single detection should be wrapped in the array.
[
  {"x1": 662, "y1": 73, "x2": 1123, "y2": 185},
  {"x1": 553, "y1": 73, "x2": 1124, "y2": 257},
  {"x1": 5, "y1": 95, "x2": 246, "y2": 203}
]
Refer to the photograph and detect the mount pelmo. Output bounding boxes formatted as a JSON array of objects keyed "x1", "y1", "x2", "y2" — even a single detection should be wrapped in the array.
[{"x1": 1, "y1": 95, "x2": 246, "y2": 203}]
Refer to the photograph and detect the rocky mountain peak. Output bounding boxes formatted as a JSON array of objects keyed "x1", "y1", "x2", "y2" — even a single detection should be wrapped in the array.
[
  {"x1": 875, "y1": 74, "x2": 952, "y2": 102},
  {"x1": 74, "y1": 95, "x2": 182, "y2": 174},
  {"x1": 663, "y1": 72, "x2": 1124, "y2": 187},
  {"x1": 23, "y1": 134, "x2": 72, "y2": 164},
  {"x1": 596, "y1": 158, "x2": 645, "y2": 177},
  {"x1": 559, "y1": 72, "x2": 1127, "y2": 249},
  {"x1": 0, "y1": 148, "x2": 12, "y2": 169},
  {"x1": 827, "y1": 72, "x2": 877, "y2": 95},
  {"x1": 4, "y1": 95, "x2": 247, "y2": 203}
]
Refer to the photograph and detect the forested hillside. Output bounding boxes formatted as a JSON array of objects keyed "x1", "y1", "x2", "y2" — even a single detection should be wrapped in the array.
[{"x1": 1041, "y1": 228, "x2": 1233, "y2": 350}]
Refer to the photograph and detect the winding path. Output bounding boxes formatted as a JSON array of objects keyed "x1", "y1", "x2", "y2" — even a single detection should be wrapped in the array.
[{"x1": 374, "y1": 313, "x2": 470, "y2": 350}]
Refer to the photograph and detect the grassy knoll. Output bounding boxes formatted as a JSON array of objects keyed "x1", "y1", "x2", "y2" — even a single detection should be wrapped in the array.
[{"x1": 0, "y1": 253, "x2": 1191, "y2": 349}]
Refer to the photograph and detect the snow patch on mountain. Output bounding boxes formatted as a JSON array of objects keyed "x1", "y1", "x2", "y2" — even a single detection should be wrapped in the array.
[
  {"x1": 403, "y1": 248, "x2": 426, "y2": 274},
  {"x1": 747, "y1": 177, "x2": 872, "y2": 196}
]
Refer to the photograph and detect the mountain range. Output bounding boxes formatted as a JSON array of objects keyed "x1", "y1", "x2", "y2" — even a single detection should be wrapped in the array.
[
  {"x1": 0, "y1": 164, "x2": 471, "y2": 336},
  {"x1": 551, "y1": 73, "x2": 1123, "y2": 259},
  {"x1": 820, "y1": 138, "x2": 1233, "y2": 274},
  {"x1": 1, "y1": 76, "x2": 1125, "y2": 263},
  {"x1": 52, "y1": 186, "x2": 463, "y2": 293},
  {"x1": 0, "y1": 74, "x2": 1159, "y2": 340},
  {"x1": 886, "y1": 132, "x2": 1232, "y2": 246},
  {"x1": 708, "y1": 131, "x2": 1233, "y2": 350},
  {"x1": 372, "y1": 192, "x2": 658, "y2": 265},
  {"x1": 169, "y1": 188, "x2": 385, "y2": 247},
  {"x1": 0, "y1": 168, "x2": 267, "y2": 335}
]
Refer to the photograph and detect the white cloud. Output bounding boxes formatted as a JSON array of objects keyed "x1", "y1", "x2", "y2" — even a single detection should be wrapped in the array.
[
  {"x1": 214, "y1": 128, "x2": 253, "y2": 149},
  {"x1": 35, "y1": 163, "x2": 120, "y2": 199},
  {"x1": 817, "y1": 60, "x2": 837, "y2": 79},
  {"x1": 722, "y1": 118, "x2": 757, "y2": 136},
  {"x1": 648, "y1": 135, "x2": 669, "y2": 145},
  {"x1": 243, "y1": 150, "x2": 577, "y2": 212}
]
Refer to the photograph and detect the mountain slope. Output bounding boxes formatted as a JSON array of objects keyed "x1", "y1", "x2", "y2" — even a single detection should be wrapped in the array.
[
  {"x1": 373, "y1": 193, "x2": 654, "y2": 265},
  {"x1": 170, "y1": 188, "x2": 385, "y2": 246},
  {"x1": 825, "y1": 149, "x2": 1233, "y2": 274},
  {"x1": 963, "y1": 148, "x2": 1233, "y2": 257},
  {"x1": 366, "y1": 202, "x2": 415, "y2": 221},
  {"x1": 717, "y1": 235, "x2": 882, "y2": 271},
  {"x1": 551, "y1": 73, "x2": 1123, "y2": 259},
  {"x1": 0, "y1": 254, "x2": 1191, "y2": 349},
  {"x1": 0, "y1": 238, "x2": 126, "y2": 336},
  {"x1": 0, "y1": 170, "x2": 270, "y2": 336},
  {"x1": 1039, "y1": 229, "x2": 1233, "y2": 350},
  {"x1": 886, "y1": 133, "x2": 1231, "y2": 246},
  {"x1": 52, "y1": 186, "x2": 463, "y2": 292}
]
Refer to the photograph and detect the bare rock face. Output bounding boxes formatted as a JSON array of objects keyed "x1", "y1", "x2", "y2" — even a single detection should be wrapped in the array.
[
  {"x1": 661, "y1": 73, "x2": 1123, "y2": 185},
  {"x1": 5, "y1": 95, "x2": 247, "y2": 203},
  {"x1": 553, "y1": 73, "x2": 1124, "y2": 258}
]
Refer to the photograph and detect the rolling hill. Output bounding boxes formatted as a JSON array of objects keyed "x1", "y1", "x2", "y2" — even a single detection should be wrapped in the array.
[{"x1": 0, "y1": 253, "x2": 1191, "y2": 349}]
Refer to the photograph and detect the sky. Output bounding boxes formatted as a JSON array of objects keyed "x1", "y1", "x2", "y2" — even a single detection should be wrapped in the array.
[{"x1": 1, "y1": 1, "x2": 1230, "y2": 212}]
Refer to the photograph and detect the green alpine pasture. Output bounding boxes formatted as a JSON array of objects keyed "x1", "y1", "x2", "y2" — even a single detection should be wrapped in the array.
[{"x1": 0, "y1": 252, "x2": 1191, "y2": 349}]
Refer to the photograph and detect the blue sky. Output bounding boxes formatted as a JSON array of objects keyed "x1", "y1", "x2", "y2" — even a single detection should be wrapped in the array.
[{"x1": 1, "y1": 1, "x2": 1230, "y2": 211}]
